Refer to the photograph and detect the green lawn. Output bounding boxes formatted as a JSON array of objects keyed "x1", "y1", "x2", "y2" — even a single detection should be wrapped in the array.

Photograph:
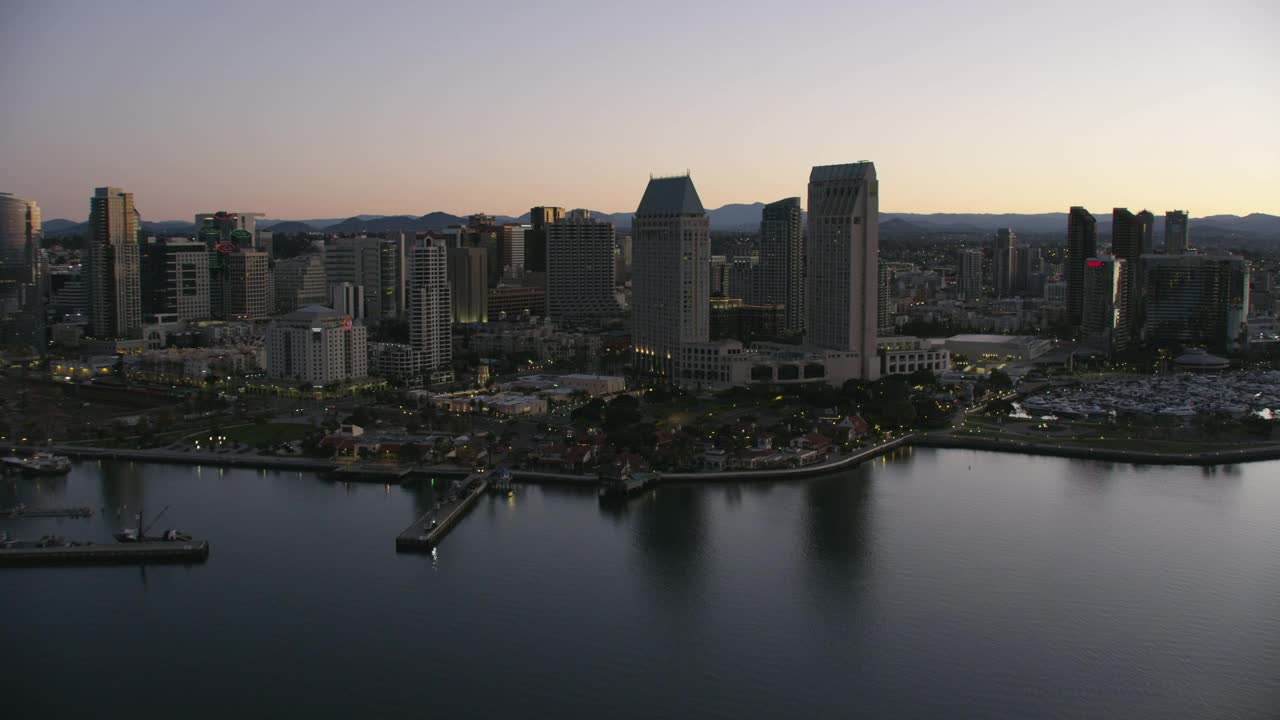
[{"x1": 223, "y1": 422, "x2": 315, "y2": 449}]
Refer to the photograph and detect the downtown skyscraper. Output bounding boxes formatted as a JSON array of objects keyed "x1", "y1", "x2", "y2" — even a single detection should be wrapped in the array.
[
  {"x1": 631, "y1": 175, "x2": 710, "y2": 376},
  {"x1": 806, "y1": 162, "x2": 880, "y2": 380},
  {"x1": 993, "y1": 228, "x2": 1017, "y2": 298},
  {"x1": 546, "y1": 209, "x2": 618, "y2": 322},
  {"x1": 1066, "y1": 206, "x2": 1098, "y2": 327},
  {"x1": 1112, "y1": 208, "x2": 1154, "y2": 342},
  {"x1": 0, "y1": 192, "x2": 43, "y2": 346},
  {"x1": 758, "y1": 197, "x2": 805, "y2": 334},
  {"x1": 1165, "y1": 210, "x2": 1190, "y2": 255},
  {"x1": 86, "y1": 187, "x2": 142, "y2": 339}
]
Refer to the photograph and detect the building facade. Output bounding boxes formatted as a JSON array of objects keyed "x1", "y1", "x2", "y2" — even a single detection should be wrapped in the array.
[
  {"x1": 759, "y1": 197, "x2": 804, "y2": 334},
  {"x1": 86, "y1": 187, "x2": 142, "y2": 339},
  {"x1": 1081, "y1": 256, "x2": 1128, "y2": 352},
  {"x1": 221, "y1": 250, "x2": 273, "y2": 319},
  {"x1": 959, "y1": 249, "x2": 983, "y2": 300},
  {"x1": 324, "y1": 236, "x2": 404, "y2": 322},
  {"x1": 141, "y1": 239, "x2": 210, "y2": 322},
  {"x1": 1140, "y1": 254, "x2": 1249, "y2": 350},
  {"x1": 631, "y1": 175, "x2": 710, "y2": 377},
  {"x1": 1165, "y1": 210, "x2": 1189, "y2": 255},
  {"x1": 993, "y1": 228, "x2": 1017, "y2": 298},
  {"x1": 266, "y1": 305, "x2": 367, "y2": 385},
  {"x1": 546, "y1": 209, "x2": 618, "y2": 322},
  {"x1": 1066, "y1": 206, "x2": 1097, "y2": 327},
  {"x1": 0, "y1": 192, "x2": 43, "y2": 346},
  {"x1": 447, "y1": 246, "x2": 488, "y2": 324},
  {"x1": 273, "y1": 253, "x2": 327, "y2": 315},
  {"x1": 408, "y1": 238, "x2": 452, "y2": 376},
  {"x1": 806, "y1": 162, "x2": 880, "y2": 380}
]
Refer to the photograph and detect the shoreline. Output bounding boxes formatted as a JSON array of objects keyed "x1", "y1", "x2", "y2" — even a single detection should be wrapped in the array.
[{"x1": 3, "y1": 432, "x2": 1279, "y2": 484}]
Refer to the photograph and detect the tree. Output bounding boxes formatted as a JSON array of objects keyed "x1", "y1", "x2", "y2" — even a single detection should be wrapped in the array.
[
  {"x1": 908, "y1": 368, "x2": 937, "y2": 387},
  {"x1": 988, "y1": 369, "x2": 1013, "y2": 391}
]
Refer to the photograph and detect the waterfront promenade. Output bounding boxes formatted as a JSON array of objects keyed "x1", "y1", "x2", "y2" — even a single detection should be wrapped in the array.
[{"x1": 3, "y1": 428, "x2": 1278, "y2": 489}]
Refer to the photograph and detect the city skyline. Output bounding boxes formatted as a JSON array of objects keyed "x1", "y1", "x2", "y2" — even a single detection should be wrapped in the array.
[{"x1": 1, "y1": 1, "x2": 1277, "y2": 220}]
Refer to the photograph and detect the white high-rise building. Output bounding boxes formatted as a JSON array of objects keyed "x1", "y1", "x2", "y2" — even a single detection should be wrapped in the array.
[
  {"x1": 547, "y1": 209, "x2": 618, "y2": 322},
  {"x1": 408, "y1": 238, "x2": 451, "y2": 377},
  {"x1": 631, "y1": 175, "x2": 710, "y2": 377},
  {"x1": 267, "y1": 305, "x2": 367, "y2": 385},
  {"x1": 806, "y1": 162, "x2": 880, "y2": 380}
]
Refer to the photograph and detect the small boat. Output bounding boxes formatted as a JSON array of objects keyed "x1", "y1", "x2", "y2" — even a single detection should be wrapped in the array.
[{"x1": 114, "y1": 505, "x2": 192, "y2": 543}]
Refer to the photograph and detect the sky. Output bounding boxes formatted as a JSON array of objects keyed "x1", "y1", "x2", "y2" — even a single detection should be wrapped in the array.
[{"x1": 1, "y1": 0, "x2": 1277, "y2": 221}]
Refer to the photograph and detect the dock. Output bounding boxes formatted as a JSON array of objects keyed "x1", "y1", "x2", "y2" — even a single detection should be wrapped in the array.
[
  {"x1": 333, "y1": 462, "x2": 415, "y2": 481},
  {"x1": 3, "y1": 506, "x2": 93, "y2": 519},
  {"x1": 0, "y1": 540, "x2": 209, "y2": 567},
  {"x1": 396, "y1": 473, "x2": 488, "y2": 552}
]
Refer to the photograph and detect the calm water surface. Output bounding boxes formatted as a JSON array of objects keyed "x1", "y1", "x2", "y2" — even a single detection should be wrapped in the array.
[{"x1": 3, "y1": 449, "x2": 1278, "y2": 719}]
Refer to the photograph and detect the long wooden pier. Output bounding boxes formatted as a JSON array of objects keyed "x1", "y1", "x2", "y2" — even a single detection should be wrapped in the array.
[
  {"x1": 3, "y1": 506, "x2": 93, "y2": 519},
  {"x1": 0, "y1": 540, "x2": 209, "y2": 567},
  {"x1": 396, "y1": 473, "x2": 488, "y2": 552}
]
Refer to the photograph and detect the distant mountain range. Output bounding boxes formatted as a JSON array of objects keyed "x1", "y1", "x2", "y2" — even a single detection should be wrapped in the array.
[{"x1": 40, "y1": 207, "x2": 1280, "y2": 240}]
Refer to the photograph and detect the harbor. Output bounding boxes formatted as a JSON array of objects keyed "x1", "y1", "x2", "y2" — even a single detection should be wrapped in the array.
[{"x1": 396, "y1": 471, "x2": 489, "y2": 552}]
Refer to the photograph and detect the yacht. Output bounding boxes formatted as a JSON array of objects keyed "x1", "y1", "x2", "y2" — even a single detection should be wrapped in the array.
[{"x1": 2, "y1": 452, "x2": 72, "y2": 476}]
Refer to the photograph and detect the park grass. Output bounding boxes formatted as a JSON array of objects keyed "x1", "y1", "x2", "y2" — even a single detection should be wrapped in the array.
[{"x1": 222, "y1": 422, "x2": 315, "y2": 449}]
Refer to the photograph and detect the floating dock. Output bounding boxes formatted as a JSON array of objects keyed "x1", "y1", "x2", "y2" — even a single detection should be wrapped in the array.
[
  {"x1": 0, "y1": 540, "x2": 209, "y2": 567},
  {"x1": 396, "y1": 473, "x2": 488, "y2": 552},
  {"x1": 2, "y1": 506, "x2": 93, "y2": 519}
]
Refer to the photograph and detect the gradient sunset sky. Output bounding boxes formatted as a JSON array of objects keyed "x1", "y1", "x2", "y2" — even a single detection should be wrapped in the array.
[{"x1": 1, "y1": 0, "x2": 1276, "y2": 221}]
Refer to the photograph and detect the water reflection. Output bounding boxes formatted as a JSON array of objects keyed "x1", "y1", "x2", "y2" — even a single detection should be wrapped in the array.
[
  {"x1": 631, "y1": 483, "x2": 707, "y2": 587},
  {"x1": 804, "y1": 466, "x2": 873, "y2": 596}
]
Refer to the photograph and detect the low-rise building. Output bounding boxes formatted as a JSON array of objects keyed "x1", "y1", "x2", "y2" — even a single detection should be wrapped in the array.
[
  {"x1": 877, "y1": 336, "x2": 951, "y2": 376},
  {"x1": 945, "y1": 334, "x2": 1052, "y2": 362}
]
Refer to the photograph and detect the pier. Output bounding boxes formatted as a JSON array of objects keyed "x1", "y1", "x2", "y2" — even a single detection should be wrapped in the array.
[
  {"x1": 3, "y1": 506, "x2": 93, "y2": 519},
  {"x1": 396, "y1": 473, "x2": 488, "y2": 552},
  {"x1": 0, "y1": 540, "x2": 210, "y2": 567}
]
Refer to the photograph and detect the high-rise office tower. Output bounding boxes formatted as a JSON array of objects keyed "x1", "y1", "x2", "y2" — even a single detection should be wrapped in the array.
[
  {"x1": 141, "y1": 238, "x2": 210, "y2": 321},
  {"x1": 194, "y1": 211, "x2": 265, "y2": 250},
  {"x1": 546, "y1": 209, "x2": 618, "y2": 322},
  {"x1": 1141, "y1": 254, "x2": 1249, "y2": 350},
  {"x1": 407, "y1": 238, "x2": 451, "y2": 376},
  {"x1": 1165, "y1": 210, "x2": 1190, "y2": 255},
  {"x1": 1081, "y1": 256, "x2": 1128, "y2": 352},
  {"x1": 728, "y1": 255, "x2": 762, "y2": 304},
  {"x1": 759, "y1": 197, "x2": 804, "y2": 334},
  {"x1": 993, "y1": 228, "x2": 1017, "y2": 298},
  {"x1": 959, "y1": 249, "x2": 983, "y2": 300},
  {"x1": 1112, "y1": 208, "x2": 1152, "y2": 341},
  {"x1": 806, "y1": 162, "x2": 880, "y2": 380},
  {"x1": 0, "y1": 192, "x2": 43, "y2": 345},
  {"x1": 1066, "y1": 206, "x2": 1098, "y2": 326},
  {"x1": 525, "y1": 207, "x2": 565, "y2": 273},
  {"x1": 631, "y1": 175, "x2": 710, "y2": 377},
  {"x1": 447, "y1": 246, "x2": 488, "y2": 324},
  {"x1": 86, "y1": 187, "x2": 142, "y2": 339},
  {"x1": 330, "y1": 282, "x2": 365, "y2": 321},
  {"x1": 498, "y1": 224, "x2": 526, "y2": 276},
  {"x1": 222, "y1": 250, "x2": 273, "y2": 319},
  {"x1": 709, "y1": 255, "x2": 730, "y2": 297},
  {"x1": 273, "y1": 253, "x2": 327, "y2": 314},
  {"x1": 1015, "y1": 245, "x2": 1044, "y2": 296},
  {"x1": 324, "y1": 236, "x2": 404, "y2": 321}
]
